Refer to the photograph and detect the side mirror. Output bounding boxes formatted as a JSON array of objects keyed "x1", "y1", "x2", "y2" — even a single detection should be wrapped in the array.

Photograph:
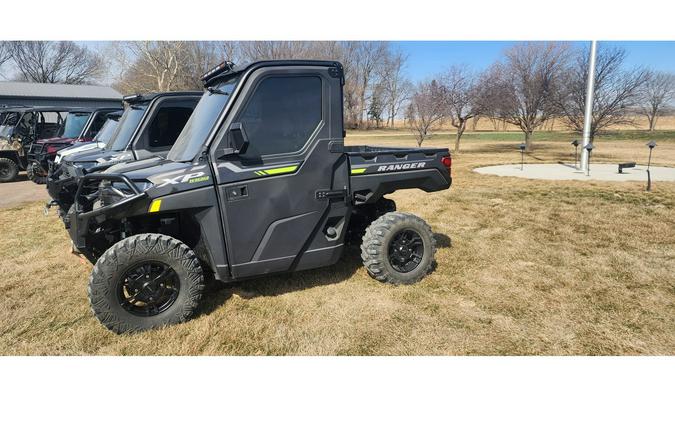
[{"x1": 229, "y1": 122, "x2": 249, "y2": 155}]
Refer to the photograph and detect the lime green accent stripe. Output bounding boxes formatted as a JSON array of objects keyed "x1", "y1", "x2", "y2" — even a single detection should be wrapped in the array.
[
  {"x1": 351, "y1": 168, "x2": 367, "y2": 175},
  {"x1": 261, "y1": 165, "x2": 299, "y2": 175}
]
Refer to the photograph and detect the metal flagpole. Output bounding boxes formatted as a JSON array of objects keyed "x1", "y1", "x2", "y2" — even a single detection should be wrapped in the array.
[{"x1": 580, "y1": 41, "x2": 598, "y2": 172}]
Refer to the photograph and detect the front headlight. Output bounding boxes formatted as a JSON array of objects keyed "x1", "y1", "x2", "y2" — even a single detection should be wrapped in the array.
[
  {"x1": 133, "y1": 181, "x2": 154, "y2": 192},
  {"x1": 97, "y1": 179, "x2": 153, "y2": 207},
  {"x1": 79, "y1": 161, "x2": 98, "y2": 170}
]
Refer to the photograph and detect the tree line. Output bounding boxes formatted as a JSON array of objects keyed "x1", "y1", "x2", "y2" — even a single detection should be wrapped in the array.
[
  {"x1": 408, "y1": 42, "x2": 675, "y2": 151},
  {"x1": 1, "y1": 41, "x2": 674, "y2": 151}
]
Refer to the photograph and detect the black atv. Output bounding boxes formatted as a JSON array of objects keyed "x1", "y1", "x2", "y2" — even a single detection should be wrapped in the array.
[
  {"x1": 46, "y1": 91, "x2": 201, "y2": 218},
  {"x1": 65, "y1": 60, "x2": 452, "y2": 333}
]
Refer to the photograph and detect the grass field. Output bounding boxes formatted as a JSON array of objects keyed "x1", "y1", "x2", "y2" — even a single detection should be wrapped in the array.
[{"x1": 0, "y1": 131, "x2": 673, "y2": 355}]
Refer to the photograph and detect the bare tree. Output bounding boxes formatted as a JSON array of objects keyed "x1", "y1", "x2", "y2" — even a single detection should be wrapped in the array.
[
  {"x1": 441, "y1": 65, "x2": 482, "y2": 152},
  {"x1": 406, "y1": 80, "x2": 447, "y2": 146},
  {"x1": 380, "y1": 49, "x2": 411, "y2": 127},
  {"x1": 9, "y1": 41, "x2": 104, "y2": 84},
  {"x1": 178, "y1": 42, "x2": 239, "y2": 90},
  {"x1": 554, "y1": 45, "x2": 649, "y2": 141},
  {"x1": 353, "y1": 42, "x2": 389, "y2": 128},
  {"x1": 640, "y1": 70, "x2": 675, "y2": 131},
  {"x1": 111, "y1": 41, "x2": 231, "y2": 93},
  {"x1": 0, "y1": 42, "x2": 11, "y2": 76},
  {"x1": 481, "y1": 42, "x2": 569, "y2": 151}
]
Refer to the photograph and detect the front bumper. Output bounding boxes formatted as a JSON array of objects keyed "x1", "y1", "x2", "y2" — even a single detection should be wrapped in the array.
[{"x1": 66, "y1": 173, "x2": 149, "y2": 261}]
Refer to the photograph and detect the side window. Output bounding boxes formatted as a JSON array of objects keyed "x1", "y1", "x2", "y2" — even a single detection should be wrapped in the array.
[
  {"x1": 238, "y1": 75, "x2": 322, "y2": 160},
  {"x1": 147, "y1": 106, "x2": 194, "y2": 149},
  {"x1": 86, "y1": 112, "x2": 110, "y2": 138}
]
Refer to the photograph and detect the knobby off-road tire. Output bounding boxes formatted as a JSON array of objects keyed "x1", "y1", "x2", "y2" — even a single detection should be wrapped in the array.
[
  {"x1": 0, "y1": 157, "x2": 19, "y2": 183},
  {"x1": 88, "y1": 234, "x2": 205, "y2": 334},
  {"x1": 27, "y1": 162, "x2": 46, "y2": 184},
  {"x1": 361, "y1": 212, "x2": 436, "y2": 285}
]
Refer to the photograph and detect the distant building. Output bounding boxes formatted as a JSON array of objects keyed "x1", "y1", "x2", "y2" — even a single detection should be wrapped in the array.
[{"x1": 0, "y1": 81, "x2": 122, "y2": 109}]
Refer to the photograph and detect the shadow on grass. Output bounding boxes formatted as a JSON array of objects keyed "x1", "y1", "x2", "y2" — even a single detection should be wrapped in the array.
[{"x1": 198, "y1": 232, "x2": 453, "y2": 316}]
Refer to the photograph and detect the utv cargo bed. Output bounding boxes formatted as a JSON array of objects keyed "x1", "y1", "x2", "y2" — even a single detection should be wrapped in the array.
[{"x1": 346, "y1": 145, "x2": 452, "y2": 205}]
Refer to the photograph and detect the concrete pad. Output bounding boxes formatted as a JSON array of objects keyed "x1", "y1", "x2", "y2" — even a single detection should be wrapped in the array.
[{"x1": 474, "y1": 163, "x2": 675, "y2": 182}]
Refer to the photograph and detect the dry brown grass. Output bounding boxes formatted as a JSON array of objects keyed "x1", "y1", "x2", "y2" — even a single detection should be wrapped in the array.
[{"x1": 0, "y1": 132, "x2": 673, "y2": 355}]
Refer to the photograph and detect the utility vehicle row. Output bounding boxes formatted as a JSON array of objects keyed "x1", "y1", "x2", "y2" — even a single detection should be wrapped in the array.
[{"x1": 34, "y1": 60, "x2": 452, "y2": 333}]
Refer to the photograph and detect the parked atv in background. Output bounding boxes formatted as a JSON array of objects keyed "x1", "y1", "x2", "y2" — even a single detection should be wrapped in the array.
[
  {"x1": 54, "y1": 110, "x2": 123, "y2": 164},
  {"x1": 46, "y1": 91, "x2": 201, "y2": 218},
  {"x1": 0, "y1": 106, "x2": 69, "y2": 183},
  {"x1": 27, "y1": 107, "x2": 122, "y2": 184},
  {"x1": 64, "y1": 60, "x2": 453, "y2": 333}
]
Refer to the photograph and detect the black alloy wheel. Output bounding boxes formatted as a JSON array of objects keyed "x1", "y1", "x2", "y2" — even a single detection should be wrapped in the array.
[
  {"x1": 118, "y1": 261, "x2": 180, "y2": 317},
  {"x1": 387, "y1": 229, "x2": 424, "y2": 273}
]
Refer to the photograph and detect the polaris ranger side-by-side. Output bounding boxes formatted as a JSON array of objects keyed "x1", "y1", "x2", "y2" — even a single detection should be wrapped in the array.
[
  {"x1": 66, "y1": 60, "x2": 452, "y2": 333},
  {"x1": 46, "y1": 92, "x2": 201, "y2": 217},
  {"x1": 0, "y1": 106, "x2": 69, "y2": 182},
  {"x1": 27, "y1": 107, "x2": 123, "y2": 184},
  {"x1": 54, "y1": 111, "x2": 123, "y2": 163}
]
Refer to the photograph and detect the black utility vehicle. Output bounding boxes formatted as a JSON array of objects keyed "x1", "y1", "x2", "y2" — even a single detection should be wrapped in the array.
[
  {"x1": 27, "y1": 107, "x2": 122, "y2": 184},
  {"x1": 66, "y1": 60, "x2": 452, "y2": 333},
  {"x1": 0, "y1": 106, "x2": 69, "y2": 182},
  {"x1": 46, "y1": 92, "x2": 201, "y2": 217}
]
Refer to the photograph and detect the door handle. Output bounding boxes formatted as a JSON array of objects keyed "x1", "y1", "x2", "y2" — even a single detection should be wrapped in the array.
[{"x1": 226, "y1": 185, "x2": 248, "y2": 201}]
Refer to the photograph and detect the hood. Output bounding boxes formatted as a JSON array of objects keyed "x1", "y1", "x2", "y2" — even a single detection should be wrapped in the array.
[
  {"x1": 56, "y1": 142, "x2": 104, "y2": 159},
  {"x1": 105, "y1": 156, "x2": 166, "y2": 176},
  {"x1": 63, "y1": 147, "x2": 122, "y2": 165},
  {"x1": 106, "y1": 158, "x2": 206, "y2": 184},
  {"x1": 35, "y1": 136, "x2": 79, "y2": 145}
]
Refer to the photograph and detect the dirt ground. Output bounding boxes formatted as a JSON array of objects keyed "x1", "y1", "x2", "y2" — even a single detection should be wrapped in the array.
[
  {"x1": 0, "y1": 173, "x2": 50, "y2": 209},
  {"x1": 0, "y1": 130, "x2": 673, "y2": 355}
]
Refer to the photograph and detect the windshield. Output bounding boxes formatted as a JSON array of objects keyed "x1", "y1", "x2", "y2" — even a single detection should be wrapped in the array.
[
  {"x1": 106, "y1": 105, "x2": 148, "y2": 151},
  {"x1": 167, "y1": 77, "x2": 239, "y2": 162},
  {"x1": 92, "y1": 118, "x2": 119, "y2": 146},
  {"x1": 58, "y1": 112, "x2": 92, "y2": 139},
  {"x1": 0, "y1": 112, "x2": 21, "y2": 138}
]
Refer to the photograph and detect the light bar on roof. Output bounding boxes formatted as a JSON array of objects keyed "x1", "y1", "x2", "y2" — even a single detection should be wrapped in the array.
[{"x1": 200, "y1": 61, "x2": 235, "y2": 82}]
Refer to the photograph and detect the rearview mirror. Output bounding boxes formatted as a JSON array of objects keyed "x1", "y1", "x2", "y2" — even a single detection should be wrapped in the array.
[{"x1": 229, "y1": 122, "x2": 249, "y2": 155}]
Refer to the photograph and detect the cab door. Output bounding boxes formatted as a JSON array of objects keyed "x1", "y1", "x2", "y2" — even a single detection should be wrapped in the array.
[{"x1": 211, "y1": 65, "x2": 350, "y2": 279}]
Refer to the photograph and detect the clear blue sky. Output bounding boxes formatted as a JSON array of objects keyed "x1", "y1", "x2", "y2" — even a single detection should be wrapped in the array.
[
  {"x1": 392, "y1": 41, "x2": 675, "y2": 81},
  {"x1": 78, "y1": 40, "x2": 675, "y2": 84}
]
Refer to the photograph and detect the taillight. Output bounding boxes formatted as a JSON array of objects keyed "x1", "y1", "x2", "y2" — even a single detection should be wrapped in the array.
[{"x1": 441, "y1": 155, "x2": 452, "y2": 171}]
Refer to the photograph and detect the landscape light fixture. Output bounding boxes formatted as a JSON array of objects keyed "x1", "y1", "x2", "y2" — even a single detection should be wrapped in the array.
[
  {"x1": 584, "y1": 143, "x2": 594, "y2": 176},
  {"x1": 646, "y1": 140, "x2": 656, "y2": 191},
  {"x1": 518, "y1": 143, "x2": 526, "y2": 170},
  {"x1": 571, "y1": 139, "x2": 580, "y2": 169}
]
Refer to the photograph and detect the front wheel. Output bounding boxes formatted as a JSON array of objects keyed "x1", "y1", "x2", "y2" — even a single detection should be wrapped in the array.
[
  {"x1": 0, "y1": 157, "x2": 19, "y2": 183},
  {"x1": 88, "y1": 234, "x2": 205, "y2": 333},
  {"x1": 361, "y1": 212, "x2": 436, "y2": 285},
  {"x1": 27, "y1": 162, "x2": 46, "y2": 184}
]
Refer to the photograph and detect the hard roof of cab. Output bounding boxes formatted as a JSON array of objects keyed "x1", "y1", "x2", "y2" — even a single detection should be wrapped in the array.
[
  {"x1": 65, "y1": 106, "x2": 123, "y2": 113},
  {"x1": 123, "y1": 91, "x2": 203, "y2": 104},
  {"x1": 0, "y1": 105, "x2": 76, "y2": 113},
  {"x1": 203, "y1": 59, "x2": 343, "y2": 86}
]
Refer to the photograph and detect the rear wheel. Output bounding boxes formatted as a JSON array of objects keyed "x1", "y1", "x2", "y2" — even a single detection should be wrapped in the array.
[
  {"x1": 0, "y1": 157, "x2": 19, "y2": 183},
  {"x1": 88, "y1": 234, "x2": 205, "y2": 333},
  {"x1": 27, "y1": 162, "x2": 46, "y2": 184},
  {"x1": 361, "y1": 212, "x2": 436, "y2": 285}
]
